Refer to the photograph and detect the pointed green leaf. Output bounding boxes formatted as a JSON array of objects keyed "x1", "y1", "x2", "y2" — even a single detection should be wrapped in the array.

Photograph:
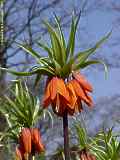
[
  {"x1": 5, "y1": 96, "x2": 27, "y2": 121},
  {"x1": 61, "y1": 63, "x2": 72, "y2": 78},
  {"x1": 38, "y1": 57, "x2": 53, "y2": 67},
  {"x1": 66, "y1": 15, "x2": 75, "y2": 58},
  {"x1": 43, "y1": 21, "x2": 65, "y2": 65},
  {"x1": 74, "y1": 11, "x2": 81, "y2": 31},
  {"x1": 52, "y1": 58, "x2": 61, "y2": 75},
  {"x1": 37, "y1": 42, "x2": 53, "y2": 58},
  {"x1": 33, "y1": 99, "x2": 41, "y2": 124},
  {"x1": 53, "y1": 13, "x2": 66, "y2": 49},
  {"x1": 0, "y1": 67, "x2": 37, "y2": 76},
  {"x1": 17, "y1": 43, "x2": 41, "y2": 60},
  {"x1": 75, "y1": 123, "x2": 87, "y2": 149},
  {"x1": 35, "y1": 66, "x2": 55, "y2": 76},
  {"x1": 53, "y1": 13, "x2": 66, "y2": 62},
  {"x1": 34, "y1": 74, "x2": 41, "y2": 88},
  {"x1": 74, "y1": 60, "x2": 108, "y2": 79},
  {"x1": 0, "y1": 65, "x2": 55, "y2": 77},
  {"x1": 66, "y1": 13, "x2": 81, "y2": 59},
  {"x1": 74, "y1": 31, "x2": 112, "y2": 64}
]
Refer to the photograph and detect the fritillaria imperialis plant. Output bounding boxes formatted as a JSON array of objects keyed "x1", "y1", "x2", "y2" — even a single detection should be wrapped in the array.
[
  {"x1": 0, "y1": 80, "x2": 47, "y2": 160},
  {"x1": 89, "y1": 128, "x2": 120, "y2": 160},
  {"x1": 16, "y1": 128, "x2": 44, "y2": 160},
  {"x1": 0, "y1": 13, "x2": 111, "y2": 159},
  {"x1": 74, "y1": 121, "x2": 96, "y2": 160}
]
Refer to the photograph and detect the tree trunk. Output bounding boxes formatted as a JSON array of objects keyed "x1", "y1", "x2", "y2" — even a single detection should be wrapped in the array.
[
  {"x1": 0, "y1": 0, "x2": 6, "y2": 96},
  {"x1": 0, "y1": 47, "x2": 6, "y2": 95}
]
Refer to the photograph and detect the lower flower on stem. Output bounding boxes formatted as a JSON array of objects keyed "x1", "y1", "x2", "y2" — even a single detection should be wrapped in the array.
[
  {"x1": 15, "y1": 128, "x2": 45, "y2": 160},
  {"x1": 79, "y1": 149, "x2": 96, "y2": 160}
]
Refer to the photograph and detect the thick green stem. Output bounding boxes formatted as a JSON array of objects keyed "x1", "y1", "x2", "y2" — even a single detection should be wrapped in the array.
[{"x1": 63, "y1": 110, "x2": 70, "y2": 160}]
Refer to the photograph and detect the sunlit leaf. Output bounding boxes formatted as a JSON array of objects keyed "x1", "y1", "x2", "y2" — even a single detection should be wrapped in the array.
[
  {"x1": 53, "y1": 13, "x2": 66, "y2": 49},
  {"x1": 66, "y1": 12, "x2": 81, "y2": 59},
  {"x1": 37, "y1": 42, "x2": 53, "y2": 58},
  {"x1": 66, "y1": 15, "x2": 75, "y2": 58},
  {"x1": 0, "y1": 67, "x2": 36, "y2": 76},
  {"x1": 74, "y1": 30, "x2": 112, "y2": 64},
  {"x1": 17, "y1": 43, "x2": 41, "y2": 60},
  {"x1": 43, "y1": 21, "x2": 64, "y2": 65},
  {"x1": 53, "y1": 13, "x2": 66, "y2": 62},
  {"x1": 74, "y1": 60, "x2": 108, "y2": 79}
]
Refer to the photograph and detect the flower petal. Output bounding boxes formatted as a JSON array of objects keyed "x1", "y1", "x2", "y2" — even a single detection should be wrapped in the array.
[
  {"x1": 52, "y1": 94, "x2": 66, "y2": 116},
  {"x1": 31, "y1": 128, "x2": 45, "y2": 153},
  {"x1": 56, "y1": 78, "x2": 70, "y2": 101},
  {"x1": 43, "y1": 79, "x2": 51, "y2": 107},
  {"x1": 66, "y1": 82, "x2": 77, "y2": 109},
  {"x1": 70, "y1": 79, "x2": 90, "y2": 105},
  {"x1": 20, "y1": 128, "x2": 31, "y2": 154},
  {"x1": 50, "y1": 77, "x2": 57, "y2": 100},
  {"x1": 75, "y1": 98, "x2": 83, "y2": 113},
  {"x1": 84, "y1": 91, "x2": 93, "y2": 107},
  {"x1": 73, "y1": 72, "x2": 93, "y2": 92}
]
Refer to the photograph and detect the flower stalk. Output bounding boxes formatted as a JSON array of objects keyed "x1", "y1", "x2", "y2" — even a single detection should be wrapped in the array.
[{"x1": 63, "y1": 110, "x2": 70, "y2": 160}]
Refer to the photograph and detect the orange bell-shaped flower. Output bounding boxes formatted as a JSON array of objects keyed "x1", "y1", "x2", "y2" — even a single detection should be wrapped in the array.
[
  {"x1": 79, "y1": 149, "x2": 96, "y2": 160},
  {"x1": 51, "y1": 94, "x2": 67, "y2": 116},
  {"x1": 72, "y1": 72, "x2": 93, "y2": 92},
  {"x1": 43, "y1": 72, "x2": 93, "y2": 116},
  {"x1": 31, "y1": 128, "x2": 45, "y2": 154},
  {"x1": 43, "y1": 77, "x2": 70, "y2": 116},
  {"x1": 20, "y1": 128, "x2": 31, "y2": 154},
  {"x1": 70, "y1": 78, "x2": 93, "y2": 107}
]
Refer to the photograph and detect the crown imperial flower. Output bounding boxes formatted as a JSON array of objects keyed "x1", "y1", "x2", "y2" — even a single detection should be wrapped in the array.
[
  {"x1": 16, "y1": 128, "x2": 44, "y2": 159},
  {"x1": 31, "y1": 128, "x2": 45, "y2": 154},
  {"x1": 20, "y1": 128, "x2": 31, "y2": 154},
  {"x1": 43, "y1": 71, "x2": 93, "y2": 116},
  {"x1": 79, "y1": 149, "x2": 96, "y2": 160}
]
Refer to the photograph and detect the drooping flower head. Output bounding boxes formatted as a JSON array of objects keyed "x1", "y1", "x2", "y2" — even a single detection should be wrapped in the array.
[
  {"x1": 43, "y1": 77, "x2": 70, "y2": 116},
  {"x1": 31, "y1": 128, "x2": 45, "y2": 154},
  {"x1": 16, "y1": 128, "x2": 45, "y2": 159},
  {"x1": 79, "y1": 149, "x2": 96, "y2": 160},
  {"x1": 20, "y1": 128, "x2": 31, "y2": 154},
  {"x1": 43, "y1": 71, "x2": 93, "y2": 116}
]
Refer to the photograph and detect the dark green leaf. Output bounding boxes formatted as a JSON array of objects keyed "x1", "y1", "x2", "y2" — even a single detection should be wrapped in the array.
[{"x1": 34, "y1": 74, "x2": 41, "y2": 88}]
